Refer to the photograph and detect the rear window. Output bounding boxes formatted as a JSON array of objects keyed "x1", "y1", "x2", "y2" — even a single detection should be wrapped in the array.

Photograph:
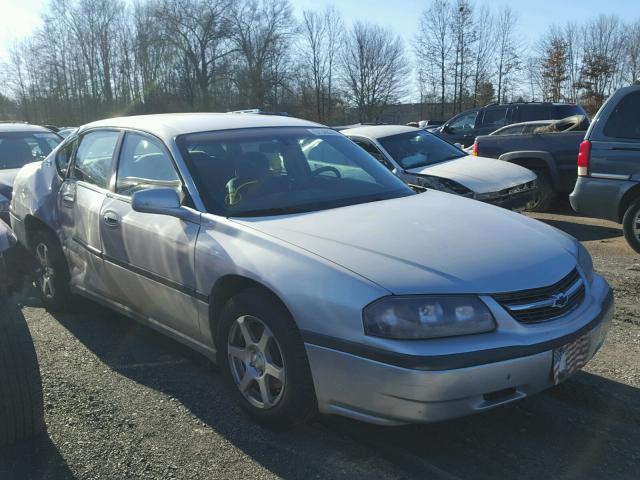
[
  {"x1": 603, "y1": 91, "x2": 640, "y2": 140},
  {"x1": 0, "y1": 131, "x2": 61, "y2": 169}
]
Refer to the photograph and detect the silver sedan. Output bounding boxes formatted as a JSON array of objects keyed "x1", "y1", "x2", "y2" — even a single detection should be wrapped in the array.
[{"x1": 11, "y1": 113, "x2": 612, "y2": 427}]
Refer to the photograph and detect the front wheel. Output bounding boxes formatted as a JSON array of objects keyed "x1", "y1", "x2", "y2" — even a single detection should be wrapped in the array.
[
  {"x1": 622, "y1": 199, "x2": 640, "y2": 254},
  {"x1": 32, "y1": 230, "x2": 73, "y2": 311},
  {"x1": 217, "y1": 287, "x2": 316, "y2": 429},
  {"x1": 526, "y1": 170, "x2": 556, "y2": 212}
]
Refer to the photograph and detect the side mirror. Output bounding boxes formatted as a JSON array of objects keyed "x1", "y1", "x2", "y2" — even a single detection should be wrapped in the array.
[
  {"x1": 454, "y1": 143, "x2": 463, "y2": 150},
  {"x1": 132, "y1": 188, "x2": 196, "y2": 222}
]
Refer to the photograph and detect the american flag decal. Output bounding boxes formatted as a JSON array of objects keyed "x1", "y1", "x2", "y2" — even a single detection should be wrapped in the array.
[{"x1": 553, "y1": 333, "x2": 590, "y2": 384}]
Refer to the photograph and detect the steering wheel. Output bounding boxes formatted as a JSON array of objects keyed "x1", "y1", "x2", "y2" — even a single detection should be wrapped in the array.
[{"x1": 312, "y1": 166, "x2": 342, "y2": 178}]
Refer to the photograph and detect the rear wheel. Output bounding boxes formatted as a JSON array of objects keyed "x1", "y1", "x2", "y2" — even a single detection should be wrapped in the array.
[
  {"x1": 527, "y1": 170, "x2": 556, "y2": 212},
  {"x1": 217, "y1": 287, "x2": 316, "y2": 429},
  {"x1": 0, "y1": 298, "x2": 45, "y2": 446},
  {"x1": 32, "y1": 230, "x2": 72, "y2": 311},
  {"x1": 622, "y1": 198, "x2": 640, "y2": 254}
]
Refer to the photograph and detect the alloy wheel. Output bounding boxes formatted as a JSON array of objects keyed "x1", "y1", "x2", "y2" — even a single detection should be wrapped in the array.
[
  {"x1": 634, "y1": 210, "x2": 640, "y2": 242},
  {"x1": 227, "y1": 315, "x2": 286, "y2": 409},
  {"x1": 35, "y1": 242, "x2": 56, "y2": 300}
]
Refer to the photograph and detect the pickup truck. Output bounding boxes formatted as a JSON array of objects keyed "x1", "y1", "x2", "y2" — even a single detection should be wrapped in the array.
[{"x1": 471, "y1": 115, "x2": 588, "y2": 211}]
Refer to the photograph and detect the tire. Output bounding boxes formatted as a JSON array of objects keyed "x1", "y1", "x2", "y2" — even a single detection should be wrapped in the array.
[
  {"x1": 527, "y1": 170, "x2": 556, "y2": 212},
  {"x1": 217, "y1": 287, "x2": 317, "y2": 429},
  {"x1": 0, "y1": 297, "x2": 45, "y2": 446},
  {"x1": 32, "y1": 229, "x2": 73, "y2": 311},
  {"x1": 622, "y1": 198, "x2": 640, "y2": 254}
]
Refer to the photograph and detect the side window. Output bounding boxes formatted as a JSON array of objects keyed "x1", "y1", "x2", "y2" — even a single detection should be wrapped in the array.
[
  {"x1": 72, "y1": 131, "x2": 120, "y2": 188},
  {"x1": 352, "y1": 139, "x2": 394, "y2": 170},
  {"x1": 496, "y1": 125, "x2": 524, "y2": 136},
  {"x1": 481, "y1": 108, "x2": 508, "y2": 129},
  {"x1": 518, "y1": 105, "x2": 550, "y2": 122},
  {"x1": 116, "y1": 133, "x2": 181, "y2": 196},
  {"x1": 448, "y1": 111, "x2": 477, "y2": 132},
  {"x1": 603, "y1": 91, "x2": 640, "y2": 140},
  {"x1": 55, "y1": 139, "x2": 76, "y2": 176}
]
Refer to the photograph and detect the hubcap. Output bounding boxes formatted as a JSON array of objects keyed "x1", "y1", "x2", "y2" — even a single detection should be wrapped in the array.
[
  {"x1": 634, "y1": 210, "x2": 640, "y2": 241},
  {"x1": 227, "y1": 315, "x2": 286, "y2": 409},
  {"x1": 35, "y1": 242, "x2": 56, "y2": 300}
]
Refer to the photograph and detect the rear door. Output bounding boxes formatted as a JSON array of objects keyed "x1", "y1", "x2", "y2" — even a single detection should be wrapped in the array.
[
  {"x1": 58, "y1": 129, "x2": 121, "y2": 296},
  {"x1": 476, "y1": 107, "x2": 509, "y2": 137},
  {"x1": 99, "y1": 131, "x2": 201, "y2": 339},
  {"x1": 589, "y1": 90, "x2": 640, "y2": 179}
]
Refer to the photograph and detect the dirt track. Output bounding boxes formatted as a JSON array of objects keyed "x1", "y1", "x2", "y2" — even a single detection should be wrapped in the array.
[{"x1": 1, "y1": 202, "x2": 638, "y2": 480}]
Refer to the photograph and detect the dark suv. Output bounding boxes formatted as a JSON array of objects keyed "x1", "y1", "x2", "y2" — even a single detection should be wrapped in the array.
[
  {"x1": 570, "y1": 85, "x2": 640, "y2": 253},
  {"x1": 434, "y1": 102, "x2": 587, "y2": 147}
]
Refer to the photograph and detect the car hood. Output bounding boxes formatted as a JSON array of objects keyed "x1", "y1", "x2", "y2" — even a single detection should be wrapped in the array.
[
  {"x1": 232, "y1": 192, "x2": 578, "y2": 295},
  {"x1": 0, "y1": 168, "x2": 20, "y2": 199},
  {"x1": 407, "y1": 155, "x2": 536, "y2": 194}
]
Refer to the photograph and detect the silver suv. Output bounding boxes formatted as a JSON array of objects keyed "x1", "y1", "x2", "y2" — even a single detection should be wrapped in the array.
[{"x1": 11, "y1": 113, "x2": 613, "y2": 427}]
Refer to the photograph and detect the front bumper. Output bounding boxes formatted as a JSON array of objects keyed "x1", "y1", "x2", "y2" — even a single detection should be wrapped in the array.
[
  {"x1": 478, "y1": 184, "x2": 538, "y2": 211},
  {"x1": 305, "y1": 284, "x2": 613, "y2": 426}
]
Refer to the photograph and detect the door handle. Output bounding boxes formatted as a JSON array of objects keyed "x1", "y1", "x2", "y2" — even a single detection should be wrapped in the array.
[
  {"x1": 102, "y1": 211, "x2": 120, "y2": 228},
  {"x1": 61, "y1": 192, "x2": 75, "y2": 207}
]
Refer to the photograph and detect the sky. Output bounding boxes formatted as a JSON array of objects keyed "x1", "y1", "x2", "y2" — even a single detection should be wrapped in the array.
[{"x1": 1, "y1": 0, "x2": 639, "y2": 64}]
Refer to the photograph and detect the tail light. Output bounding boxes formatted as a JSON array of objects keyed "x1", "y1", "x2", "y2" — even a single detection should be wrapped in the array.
[
  {"x1": 577, "y1": 140, "x2": 591, "y2": 177},
  {"x1": 472, "y1": 141, "x2": 478, "y2": 156}
]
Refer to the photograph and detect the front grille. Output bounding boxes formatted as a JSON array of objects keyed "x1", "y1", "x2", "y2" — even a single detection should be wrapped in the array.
[{"x1": 493, "y1": 269, "x2": 585, "y2": 323}]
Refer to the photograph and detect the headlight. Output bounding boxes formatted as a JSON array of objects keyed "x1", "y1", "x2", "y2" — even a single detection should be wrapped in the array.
[
  {"x1": 363, "y1": 295, "x2": 496, "y2": 339},
  {"x1": 577, "y1": 242, "x2": 594, "y2": 284},
  {"x1": 474, "y1": 191, "x2": 501, "y2": 201},
  {"x1": 418, "y1": 175, "x2": 473, "y2": 196}
]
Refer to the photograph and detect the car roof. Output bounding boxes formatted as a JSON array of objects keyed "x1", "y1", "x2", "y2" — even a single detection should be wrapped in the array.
[
  {"x1": 0, "y1": 122, "x2": 56, "y2": 133},
  {"x1": 81, "y1": 113, "x2": 324, "y2": 142},
  {"x1": 341, "y1": 125, "x2": 419, "y2": 139}
]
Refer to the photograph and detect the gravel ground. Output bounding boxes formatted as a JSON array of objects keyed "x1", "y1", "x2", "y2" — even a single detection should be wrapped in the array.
[{"x1": 1, "y1": 201, "x2": 639, "y2": 480}]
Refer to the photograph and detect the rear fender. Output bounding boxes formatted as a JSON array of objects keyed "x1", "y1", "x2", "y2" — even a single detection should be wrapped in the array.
[{"x1": 498, "y1": 151, "x2": 560, "y2": 189}]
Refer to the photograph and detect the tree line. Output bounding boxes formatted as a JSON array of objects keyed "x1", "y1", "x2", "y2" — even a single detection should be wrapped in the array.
[{"x1": 0, "y1": 0, "x2": 639, "y2": 127}]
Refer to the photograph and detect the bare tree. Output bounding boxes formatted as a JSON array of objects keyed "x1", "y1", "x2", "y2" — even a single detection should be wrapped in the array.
[
  {"x1": 494, "y1": 6, "x2": 521, "y2": 103},
  {"x1": 623, "y1": 20, "x2": 640, "y2": 85},
  {"x1": 342, "y1": 22, "x2": 408, "y2": 122},
  {"x1": 231, "y1": 0, "x2": 295, "y2": 108},
  {"x1": 471, "y1": 5, "x2": 495, "y2": 107},
  {"x1": 416, "y1": 0, "x2": 452, "y2": 118},
  {"x1": 150, "y1": 0, "x2": 234, "y2": 110}
]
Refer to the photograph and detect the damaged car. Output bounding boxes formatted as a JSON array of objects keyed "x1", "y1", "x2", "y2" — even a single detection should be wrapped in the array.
[
  {"x1": 342, "y1": 125, "x2": 538, "y2": 211},
  {"x1": 11, "y1": 113, "x2": 612, "y2": 428},
  {"x1": 0, "y1": 122, "x2": 62, "y2": 223}
]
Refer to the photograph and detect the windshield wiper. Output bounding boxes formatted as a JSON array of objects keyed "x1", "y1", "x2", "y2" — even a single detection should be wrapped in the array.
[{"x1": 229, "y1": 206, "x2": 314, "y2": 217}]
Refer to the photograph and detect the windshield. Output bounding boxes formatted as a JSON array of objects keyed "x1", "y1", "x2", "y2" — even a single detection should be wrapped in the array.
[
  {"x1": 176, "y1": 127, "x2": 413, "y2": 217},
  {"x1": 0, "y1": 131, "x2": 61, "y2": 169},
  {"x1": 377, "y1": 130, "x2": 466, "y2": 170}
]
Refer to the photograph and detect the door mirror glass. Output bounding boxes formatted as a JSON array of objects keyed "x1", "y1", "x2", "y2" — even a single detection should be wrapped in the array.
[{"x1": 132, "y1": 188, "x2": 182, "y2": 217}]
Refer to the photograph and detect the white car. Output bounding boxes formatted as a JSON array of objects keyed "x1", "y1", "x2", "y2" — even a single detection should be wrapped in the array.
[{"x1": 342, "y1": 125, "x2": 538, "y2": 210}]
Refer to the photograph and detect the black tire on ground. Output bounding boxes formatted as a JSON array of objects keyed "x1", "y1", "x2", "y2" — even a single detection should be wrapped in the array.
[
  {"x1": 217, "y1": 287, "x2": 317, "y2": 430},
  {"x1": 32, "y1": 229, "x2": 73, "y2": 312},
  {"x1": 622, "y1": 198, "x2": 640, "y2": 254},
  {"x1": 0, "y1": 298, "x2": 45, "y2": 446},
  {"x1": 527, "y1": 169, "x2": 556, "y2": 212}
]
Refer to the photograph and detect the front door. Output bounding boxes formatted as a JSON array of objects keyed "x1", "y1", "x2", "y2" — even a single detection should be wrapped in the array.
[
  {"x1": 58, "y1": 129, "x2": 121, "y2": 296},
  {"x1": 99, "y1": 132, "x2": 201, "y2": 339}
]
